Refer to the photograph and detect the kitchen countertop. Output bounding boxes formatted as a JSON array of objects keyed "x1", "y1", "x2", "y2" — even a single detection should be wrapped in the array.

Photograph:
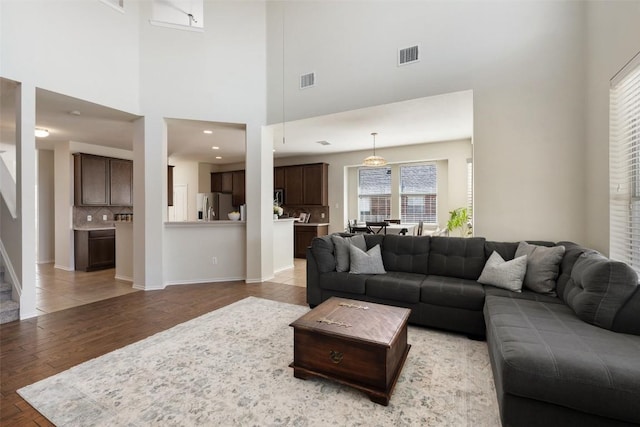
[
  {"x1": 294, "y1": 222, "x2": 330, "y2": 226},
  {"x1": 165, "y1": 220, "x2": 245, "y2": 227},
  {"x1": 73, "y1": 226, "x2": 115, "y2": 231}
]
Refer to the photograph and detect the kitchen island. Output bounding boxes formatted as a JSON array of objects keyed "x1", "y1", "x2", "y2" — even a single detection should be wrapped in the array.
[
  {"x1": 274, "y1": 218, "x2": 296, "y2": 273},
  {"x1": 114, "y1": 222, "x2": 133, "y2": 281},
  {"x1": 294, "y1": 222, "x2": 329, "y2": 258},
  {"x1": 164, "y1": 220, "x2": 247, "y2": 285}
]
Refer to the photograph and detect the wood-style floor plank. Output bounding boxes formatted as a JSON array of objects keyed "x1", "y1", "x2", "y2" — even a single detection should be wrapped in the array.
[{"x1": 0, "y1": 281, "x2": 307, "y2": 425}]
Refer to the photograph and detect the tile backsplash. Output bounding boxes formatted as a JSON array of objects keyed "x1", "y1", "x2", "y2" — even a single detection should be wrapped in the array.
[{"x1": 74, "y1": 206, "x2": 133, "y2": 228}]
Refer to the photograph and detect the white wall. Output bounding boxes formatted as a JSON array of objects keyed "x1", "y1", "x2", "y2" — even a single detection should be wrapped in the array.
[
  {"x1": 276, "y1": 139, "x2": 471, "y2": 234},
  {"x1": 137, "y1": 0, "x2": 269, "y2": 283},
  {"x1": 585, "y1": 1, "x2": 640, "y2": 255},
  {"x1": 267, "y1": 1, "x2": 587, "y2": 244},
  {"x1": 37, "y1": 150, "x2": 54, "y2": 263},
  {"x1": 0, "y1": 0, "x2": 141, "y2": 114}
]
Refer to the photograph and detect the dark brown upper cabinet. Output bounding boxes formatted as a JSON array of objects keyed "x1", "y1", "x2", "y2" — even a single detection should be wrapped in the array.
[
  {"x1": 74, "y1": 153, "x2": 133, "y2": 207},
  {"x1": 283, "y1": 163, "x2": 328, "y2": 206}
]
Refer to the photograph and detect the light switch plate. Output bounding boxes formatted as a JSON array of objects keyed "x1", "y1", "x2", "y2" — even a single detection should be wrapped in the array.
[
  {"x1": 87, "y1": 215, "x2": 92, "y2": 221},
  {"x1": 103, "y1": 215, "x2": 108, "y2": 221}
]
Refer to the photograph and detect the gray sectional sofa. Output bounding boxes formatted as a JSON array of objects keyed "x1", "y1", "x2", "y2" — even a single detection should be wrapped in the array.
[{"x1": 306, "y1": 234, "x2": 640, "y2": 426}]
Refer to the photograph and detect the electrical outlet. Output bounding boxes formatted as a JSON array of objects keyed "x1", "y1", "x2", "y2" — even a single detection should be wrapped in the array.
[
  {"x1": 211, "y1": 256, "x2": 218, "y2": 265},
  {"x1": 102, "y1": 215, "x2": 108, "y2": 221},
  {"x1": 87, "y1": 215, "x2": 92, "y2": 221}
]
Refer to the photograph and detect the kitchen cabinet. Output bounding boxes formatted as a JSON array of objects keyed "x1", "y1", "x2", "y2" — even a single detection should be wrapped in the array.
[
  {"x1": 74, "y1": 154, "x2": 109, "y2": 205},
  {"x1": 303, "y1": 163, "x2": 328, "y2": 205},
  {"x1": 74, "y1": 153, "x2": 133, "y2": 207},
  {"x1": 294, "y1": 224, "x2": 329, "y2": 258},
  {"x1": 211, "y1": 170, "x2": 244, "y2": 206},
  {"x1": 211, "y1": 172, "x2": 233, "y2": 193},
  {"x1": 284, "y1": 166, "x2": 304, "y2": 205},
  {"x1": 75, "y1": 229, "x2": 116, "y2": 271},
  {"x1": 274, "y1": 167, "x2": 285, "y2": 190},
  {"x1": 109, "y1": 158, "x2": 133, "y2": 206},
  {"x1": 284, "y1": 163, "x2": 328, "y2": 206},
  {"x1": 232, "y1": 170, "x2": 245, "y2": 207}
]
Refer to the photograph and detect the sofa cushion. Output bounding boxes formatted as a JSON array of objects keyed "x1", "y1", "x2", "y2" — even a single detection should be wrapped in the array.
[
  {"x1": 331, "y1": 234, "x2": 367, "y2": 272},
  {"x1": 366, "y1": 271, "x2": 425, "y2": 304},
  {"x1": 421, "y1": 275, "x2": 485, "y2": 310},
  {"x1": 483, "y1": 286, "x2": 562, "y2": 304},
  {"x1": 564, "y1": 252, "x2": 639, "y2": 332},
  {"x1": 478, "y1": 252, "x2": 527, "y2": 292},
  {"x1": 613, "y1": 288, "x2": 640, "y2": 336},
  {"x1": 310, "y1": 236, "x2": 336, "y2": 273},
  {"x1": 380, "y1": 235, "x2": 430, "y2": 275},
  {"x1": 349, "y1": 244, "x2": 386, "y2": 275},
  {"x1": 515, "y1": 241, "x2": 565, "y2": 295},
  {"x1": 428, "y1": 236, "x2": 487, "y2": 280},
  {"x1": 485, "y1": 296, "x2": 640, "y2": 424},
  {"x1": 318, "y1": 272, "x2": 367, "y2": 295},
  {"x1": 555, "y1": 241, "x2": 594, "y2": 301}
]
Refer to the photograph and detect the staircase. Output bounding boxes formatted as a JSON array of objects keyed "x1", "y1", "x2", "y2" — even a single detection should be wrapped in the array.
[{"x1": 0, "y1": 258, "x2": 19, "y2": 324}]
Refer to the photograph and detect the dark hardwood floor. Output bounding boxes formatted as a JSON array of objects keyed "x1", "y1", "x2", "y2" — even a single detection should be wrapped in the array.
[{"x1": 0, "y1": 281, "x2": 307, "y2": 426}]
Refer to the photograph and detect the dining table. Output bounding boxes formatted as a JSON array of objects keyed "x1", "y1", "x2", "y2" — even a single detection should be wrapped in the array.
[{"x1": 385, "y1": 223, "x2": 418, "y2": 235}]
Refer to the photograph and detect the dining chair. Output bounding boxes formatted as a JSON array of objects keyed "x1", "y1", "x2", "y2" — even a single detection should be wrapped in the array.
[
  {"x1": 416, "y1": 220, "x2": 424, "y2": 236},
  {"x1": 385, "y1": 219, "x2": 401, "y2": 224},
  {"x1": 350, "y1": 226, "x2": 372, "y2": 234},
  {"x1": 366, "y1": 221, "x2": 389, "y2": 234}
]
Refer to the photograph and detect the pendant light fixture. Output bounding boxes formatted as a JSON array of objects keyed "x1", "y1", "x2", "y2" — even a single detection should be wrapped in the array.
[{"x1": 363, "y1": 132, "x2": 387, "y2": 166}]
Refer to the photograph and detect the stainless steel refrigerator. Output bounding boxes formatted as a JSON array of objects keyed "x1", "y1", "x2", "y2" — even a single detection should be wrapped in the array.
[{"x1": 197, "y1": 192, "x2": 234, "y2": 220}]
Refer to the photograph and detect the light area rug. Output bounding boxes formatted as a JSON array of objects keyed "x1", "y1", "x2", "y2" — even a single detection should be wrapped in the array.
[{"x1": 18, "y1": 297, "x2": 500, "y2": 426}]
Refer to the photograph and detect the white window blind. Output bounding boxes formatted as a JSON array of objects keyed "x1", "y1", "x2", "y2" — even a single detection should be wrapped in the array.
[
  {"x1": 358, "y1": 167, "x2": 391, "y2": 221},
  {"x1": 400, "y1": 164, "x2": 437, "y2": 223},
  {"x1": 609, "y1": 52, "x2": 640, "y2": 276}
]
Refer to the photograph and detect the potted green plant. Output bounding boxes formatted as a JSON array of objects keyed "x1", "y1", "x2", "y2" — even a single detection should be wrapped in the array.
[{"x1": 446, "y1": 207, "x2": 472, "y2": 237}]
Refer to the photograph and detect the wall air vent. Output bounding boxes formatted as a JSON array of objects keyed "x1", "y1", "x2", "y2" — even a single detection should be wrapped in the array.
[
  {"x1": 398, "y1": 45, "x2": 419, "y2": 66},
  {"x1": 300, "y1": 72, "x2": 316, "y2": 89}
]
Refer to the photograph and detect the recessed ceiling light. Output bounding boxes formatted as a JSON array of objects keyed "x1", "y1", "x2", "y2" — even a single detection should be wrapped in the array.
[
  {"x1": 211, "y1": 146, "x2": 219, "y2": 150},
  {"x1": 316, "y1": 140, "x2": 331, "y2": 146},
  {"x1": 203, "y1": 130, "x2": 213, "y2": 134},
  {"x1": 69, "y1": 110, "x2": 81, "y2": 116},
  {"x1": 35, "y1": 128, "x2": 49, "y2": 138},
  {"x1": 215, "y1": 156, "x2": 222, "y2": 159}
]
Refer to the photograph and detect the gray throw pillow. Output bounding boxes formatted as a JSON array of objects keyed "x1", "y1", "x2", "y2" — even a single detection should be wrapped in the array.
[
  {"x1": 349, "y1": 244, "x2": 386, "y2": 275},
  {"x1": 515, "y1": 241, "x2": 565, "y2": 295},
  {"x1": 478, "y1": 251, "x2": 527, "y2": 292},
  {"x1": 331, "y1": 234, "x2": 367, "y2": 272}
]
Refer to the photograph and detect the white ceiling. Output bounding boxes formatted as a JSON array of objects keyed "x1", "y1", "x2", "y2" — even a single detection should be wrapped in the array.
[
  {"x1": 1, "y1": 78, "x2": 473, "y2": 164},
  {"x1": 270, "y1": 90, "x2": 473, "y2": 158}
]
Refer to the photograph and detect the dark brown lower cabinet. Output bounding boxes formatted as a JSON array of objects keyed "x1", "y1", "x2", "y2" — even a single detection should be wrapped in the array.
[
  {"x1": 75, "y1": 229, "x2": 116, "y2": 271},
  {"x1": 294, "y1": 224, "x2": 329, "y2": 258}
]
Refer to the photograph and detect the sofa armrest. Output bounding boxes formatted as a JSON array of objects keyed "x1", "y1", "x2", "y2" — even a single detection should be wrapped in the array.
[{"x1": 306, "y1": 246, "x2": 322, "y2": 306}]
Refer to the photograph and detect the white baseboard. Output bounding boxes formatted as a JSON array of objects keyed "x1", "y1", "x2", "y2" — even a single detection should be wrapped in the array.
[
  {"x1": 164, "y1": 276, "x2": 245, "y2": 286},
  {"x1": 54, "y1": 264, "x2": 74, "y2": 272},
  {"x1": 114, "y1": 274, "x2": 133, "y2": 282}
]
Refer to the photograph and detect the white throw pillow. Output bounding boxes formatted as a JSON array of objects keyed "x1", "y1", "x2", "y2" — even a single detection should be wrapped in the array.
[
  {"x1": 478, "y1": 251, "x2": 527, "y2": 292},
  {"x1": 349, "y1": 244, "x2": 386, "y2": 275}
]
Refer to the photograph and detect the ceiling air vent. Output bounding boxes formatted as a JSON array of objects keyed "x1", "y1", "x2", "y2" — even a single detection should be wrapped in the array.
[
  {"x1": 300, "y1": 72, "x2": 315, "y2": 89},
  {"x1": 398, "y1": 45, "x2": 419, "y2": 66}
]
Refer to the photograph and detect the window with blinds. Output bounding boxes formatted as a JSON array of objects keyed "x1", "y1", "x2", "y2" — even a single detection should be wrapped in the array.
[
  {"x1": 609, "y1": 52, "x2": 640, "y2": 276},
  {"x1": 400, "y1": 164, "x2": 437, "y2": 223},
  {"x1": 358, "y1": 167, "x2": 391, "y2": 221}
]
